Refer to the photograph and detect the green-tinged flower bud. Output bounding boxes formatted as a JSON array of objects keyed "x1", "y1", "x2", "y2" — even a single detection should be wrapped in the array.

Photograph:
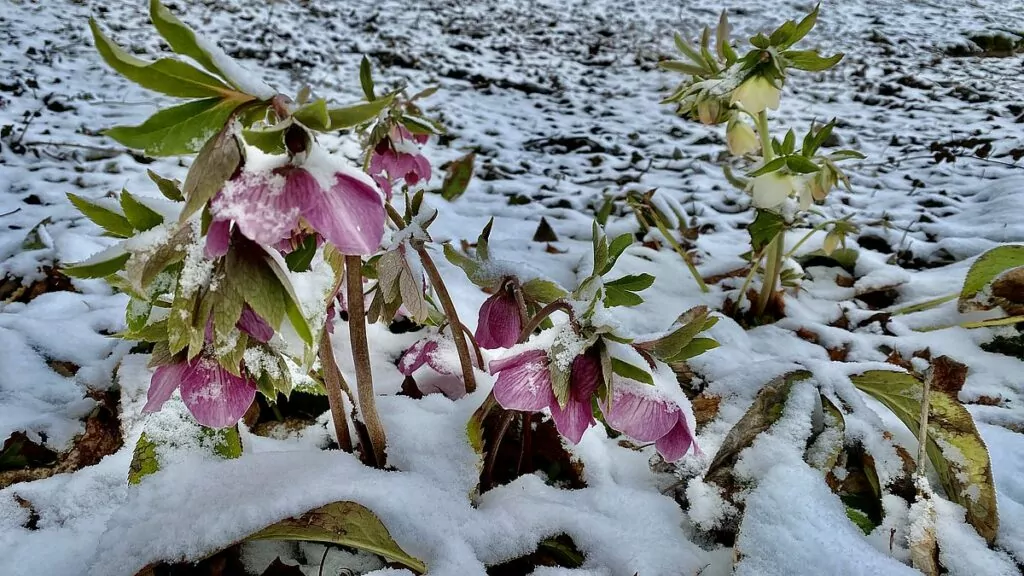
[
  {"x1": 726, "y1": 117, "x2": 760, "y2": 156},
  {"x1": 812, "y1": 165, "x2": 838, "y2": 201},
  {"x1": 749, "y1": 171, "x2": 796, "y2": 210},
  {"x1": 823, "y1": 230, "x2": 841, "y2": 255},
  {"x1": 797, "y1": 176, "x2": 813, "y2": 210},
  {"x1": 697, "y1": 98, "x2": 723, "y2": 125},
  {"x1": 730, "y1": 75, "x2": 781, "y2": 114}
]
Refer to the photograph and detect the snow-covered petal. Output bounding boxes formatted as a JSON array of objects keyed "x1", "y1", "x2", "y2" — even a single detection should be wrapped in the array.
[
  {"x1": 549, "y1": 349, "x2": 601, "y2": 444},
  {"x1": 398, "y1": 339, "x2": 452, "y2": 376},
  {"x1": 297, "y1": 170, "x2": 385, "y2": 255},
  {"x1": 490, "y1": 350, "x2": 554, "y2": 412},
  {"x1": 210, "y1": 170, "x2": 300, "y2": 247},
  {"x1": 178, "y1": 357, "x2": 257, "y2": 428},
  {"x1": 601, "y1": 382, "x2": 677, "y2": 442},
  {"x1": 204, "y1": 219, "x2": 231, "y2": 259},
  {"x1": 237, "y1": 305, "x2": 273, "y2": 343},
  {"x1": 142, "y1": 362, "x2": 186, "y2": 413},
  {"x1": 655, "y1": 417, "x2": 697, "y2": 461},
  {"x1": 476, "y1": 291, "x2": 522, "y2": 349}
]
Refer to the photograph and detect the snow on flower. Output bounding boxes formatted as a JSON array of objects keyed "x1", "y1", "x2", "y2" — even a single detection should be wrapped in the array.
[
  {"x1": 602, "y1": 379, "x2": 698, "y2": 461},
  {"x1": 143, "y1": 356, "x2": 257, "y2": 429},
  {"x1": 208, "y1": 146, "x2": 385, "y2": 256},
  {"x1": 368, "y1": 125, "x2": 431, "y2": 198}
]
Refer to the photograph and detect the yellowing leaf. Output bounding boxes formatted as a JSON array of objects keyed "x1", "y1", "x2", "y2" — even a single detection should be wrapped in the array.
[
  {"x1": 180, "y1": 122, "x2": 243, "y2": 222},
  {"x1": 247, "y1": 501, "x2": 427, "y2": 574},
  {"x1": 850, "y1": 370, "x2": 998, "y2": 543},
  {"x1": 441, "y1": 152, "x2": 475, "y2": 201},
  {"x1": 959, "y1": 245, "x2": 1024, "y2": 312}
]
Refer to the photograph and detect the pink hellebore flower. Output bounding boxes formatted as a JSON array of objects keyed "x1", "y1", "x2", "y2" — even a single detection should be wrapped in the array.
[
  {"x1": 398, "y1": 337, "x2": 477, "y2": 400},
  {"x1": 207, "y1": 148, "x2": 385, "y2": 257},
  {"x1": 475, "y1": 289, "x2": 523, "y2": 350},
  {"x1": 369, "y1": 126, "x2": 431, "y2": 199},
  {"x1": 602, "y1": 382, "x2": 698, "y2": 462},
  {"x1": 143, "y1": 356, "x2": 257, "y2": 429},
  {"x1": 489, "y1": 347, "x2": 601, "y2": 444}
]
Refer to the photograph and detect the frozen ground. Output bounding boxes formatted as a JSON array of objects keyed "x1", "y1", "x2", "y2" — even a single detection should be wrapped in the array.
[{"x1": 1, "y1": 0, "x2": 1023, "y2": 575}]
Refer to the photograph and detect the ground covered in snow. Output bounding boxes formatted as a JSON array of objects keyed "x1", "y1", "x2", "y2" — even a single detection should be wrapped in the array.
[{"x1": 1, "y1": 0, "x2": 1023, "y2": 575}]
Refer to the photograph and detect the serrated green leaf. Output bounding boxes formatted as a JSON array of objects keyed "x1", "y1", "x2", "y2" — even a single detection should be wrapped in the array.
[
  {"x1": 284, "y1": 234, "x2": 318, "y2": 272},
  {"x1": 260, "y1": 247, "x2": 313, "y2": 345},
  {"x1": 247, "y1": 501, "x2": 427, "y2": 574},
  {"x1": 126, "y1": 296, "x2": 154, "y2": 332},
  {"x1": 850, "y1": 370, "x2": 998, "y2": 543},
  {"x1": 610, "y1": 357, "x2": 653, "y2": 385},
  {"x1": 846, "y1": 506, "x2": 876, "y2": 535},
  {"x1": 603, "y1": 233, "x2": 633, "y2": 275},
  {"x1": 63, "y1": 250, "x2": 131, "y2": 279},
  {"x1": 659, "y1": 60, "x2": 706, "y2": 76},
  {"x1": 119, "y1": 190, "x2": 164, "y2": 231},
  {"x1": 784, "y1": 4, "x2": 820, "y2": 49},
  {"x1": 292, "y1": 98, "x2": 331, "y2": 131},
  {"x1": 750, "y1": 33, "x2": 770, "y2": 49},
  {"x1": 785, "y1": 155, "x2": 821, "y2": 174},
  {"x1": 520, "y1": 278, "x2": 567, "y2": 304},
  {"x1": 149, "y1": 0, "x2": 228, "y2": 80},
  {"x1": 669, "y1": 337, "x2": 719, "y2": 361},
  {"x1": 748, "y1": 209, "x2": 784, "y2": 253},
  {"x1": 21, "y1": 217, "x2": 51, "y2": 250},
  {"x1": 181, "y1": 123, "x2": 243, "y2": 222},
  {"x1": 359, "y1": 56, "x2": 375, "y2": 101},
  {"x1": 638, "y1": 306, "x2": 709, "y2": 360},
  {"x1": 604, "y1": 273, "x2": 655, "y2": 292},
  {"x1": 603, "y1": 285, "x2": 645, "y2": 308},
  {"x1": 959, "y1": 245, "x2": 1024, "y2": 310},
  {"x1": 67, "y1": 193, "x2": 133, "y2": 238},
  {"x1": 443, "y1": 243, "x2": 489, "y2": 287},
  {"x1": 441, "y1": 152, "x2": 475, "y2": 201},
  {"x1": 148, "y1": 169, "x2": 184, "y2": 202},
  {"x1": 106, "y1": 97, "x2": 240, "y2": 157},
  {"x1": 782, "y1": 50, "x2": 844, "y2": 72},
  {"x1": 327, "y1": 94, "x2": 395, "y2": 130},
  {"x1": 89, "y1": 18, "x2": 235, "y2": 99}
]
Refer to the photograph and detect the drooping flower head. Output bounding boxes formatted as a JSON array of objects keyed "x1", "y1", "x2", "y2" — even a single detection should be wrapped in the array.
[
  {"x1": 369, "y1": 125, "x2": 431, "y2": 199},
  {"x1": 476, "y1": 278, "x2": 525, "y2": 350},
  {"x1": 143, "y1": 356, "x2": 257, "y2": 429},
  {"x1": 397, "y1": 336, "x2": 471, "y2": 400},
  {"x1": 206, "y1": 144, "x2": 385, "y2": 258}
]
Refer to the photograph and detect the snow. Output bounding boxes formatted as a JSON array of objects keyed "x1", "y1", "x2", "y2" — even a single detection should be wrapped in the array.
[{"x1": 1, "y1": 0, "x2": 1023, "y2": 574}]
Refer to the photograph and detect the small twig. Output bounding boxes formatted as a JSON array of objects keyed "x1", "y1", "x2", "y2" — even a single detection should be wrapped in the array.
[
  {"x1": 318, "y1": 547, "x2": 330, "y2": 576},
  {"x1": 0, "y1": 208, "x2": 22, "y2": 218}
]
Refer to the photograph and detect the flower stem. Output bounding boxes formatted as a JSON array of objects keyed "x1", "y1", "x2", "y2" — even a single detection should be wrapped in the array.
[
  {"x1": 782, "y1": 220, "x2": 833, "y2": 259},
  {"x1": 344, "y1": 255, "x2": 387, "y2": 467},
  {"x1": 650, "y1": 213, "x2": 709, "y2": 293},
  {"x1": 518, "y1": 300, "x2": 574, "y2": 343},
  {"x1": 755, "y1": 110, "x2": 773, "y2": 163},
  {"x1": 318, "y1": 327, "x2": 353, "y2": 453},
  {"x1": 414, "y1": 244, "x2": 478, "y2": 394},
  {"x1": 891, "y1": 293, "x2": 957, "y2": 316},
  {"x1": 755, "y1": 232, "x2": 784, "y2": 318},
  {"x1": 458, "y1": 320, "x2": 485, "y2": 368}
]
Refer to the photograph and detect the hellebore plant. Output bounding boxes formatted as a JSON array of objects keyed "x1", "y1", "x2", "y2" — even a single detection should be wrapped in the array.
[{"x1": 661, "y1": 5, "x2": 864, "y2": 319}]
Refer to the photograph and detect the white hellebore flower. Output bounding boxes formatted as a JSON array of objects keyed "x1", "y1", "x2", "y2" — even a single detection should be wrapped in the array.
[
  {"x1": 726, "y1": 117, "x2": 760, "y2": 156},
  {"x1": 750, "y1": 171, "x2": 797, "y2": 209},
  {"x1": 731, "y1": 75, "x2": 781, "y2": 114}
]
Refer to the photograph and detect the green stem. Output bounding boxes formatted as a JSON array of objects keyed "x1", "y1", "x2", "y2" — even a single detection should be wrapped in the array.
[
  {"x1": 414, "y1": 244, "x2": 478, "y2": 394},
  {"x1": 651, "y1": 214, "x2": 709, "y2": 293},
  {"x1": 345, "y1": 255, "x2": 387, "y2": 467},
  {"x1": 755, "y1": 110, "x2": 773, "y2": 163},
  {"x1": 891, "y1": 293, "x2": 958, "y2": 316},
  {"x1": 518, "y1": 300, "x2": 574, "y2": 343},
  {"x1": 755, "y1": 233, "x2": 784, "y2": 317},
  {"x1": 783, "y1": 220, "x2": 833, "y2": 259},
  {"x1": 733, "y1": 261, "x2": 760, "y2": 311},
  {"x1": 918, "y1": 315, "x2": 1024, "y2": 332}
]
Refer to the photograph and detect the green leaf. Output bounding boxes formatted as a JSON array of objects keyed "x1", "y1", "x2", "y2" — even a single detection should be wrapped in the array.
[
  {"x1": 716, "y1": 11, "x2": 737, "y2": 63},
  {"x1": 769, "y1": 20, "x2": 797, "y2": 48},
  {"x1": 106, "y1": 97, "x2": 240, "y2": 157},
  {"x1": 292, "y1": 98, "x2": 331, "y2": 131},
  {"x1": 180, "y1": 123, "x2": 243, "y2": 222},
  {"x1": 21, "y1": 218, "x2": 51, "y2": 250},
  {"x1": 63, "y1": 249, "x2": 131, "y2": 279},
  {"x1": 148, "y1": 170, "x2": 184, "y2": 202},
  {"x1": 784, "y1": 4, "x2": 820, "y2": 49},
  {"x1": 781, "y1": 129, "x2": 796, "y2": 156},
  {"x1": 591, "y1": 222, "x2": 609, "y2": 277},
  {"x1": 748, "y1": 209, "x2": 784, "y2": 253},
  {"x1": 669, "y1": 337, "x2": 719, "y2": 361},
  {"x1": 476, "y1": 218, "x2": 493, "y2": 261},
  {"x1": 89, "y1": 18, "x2": 234, "y2": 99},
  {"x1": 127, "y1": 433, "x2": 159, "y2": 485},
  {"x1": 803, "y1": 120, "x2": 835, "y2": 157},
  {"x1": 119, "y1": 190, "x2": 164, "y2": 231},
  {"x1": 67, "y1": 193, "x2": 133, "y2": 238},
  {"x1": 326, "y1": 94, "x2": 395, "y2": 130},
  {"x1": 846, "y1": 507, "x2": 876, "y2": 535},
  {"x1": 673, "y1": 33, "x2": 705, "y2": 67},
  {"x1": 829, "y1": 150, "x2": 867, "y2": 161},
  {"x1": 782, "y1": 50, "x2": 844, "y2": 72},
  {"x1": 638, "y1": 306, "x2": 709, "y2": 360},
  {"x1": 603, "y1": 285, "x2": 645, "y2": 308},
  {"x1": 785, "y1": 155, "x2": 821, "y2": 174},
  {"x1": 659, "y1": 60, "x2": 706, "y2": 76},
  {"x1": 602, "y1": 234, "x2": 633, "y2": 275},
  {"x1": 359, "y1": 56, "x2": 375, "y2": 101},
  {"x1": 260, "y1": 247, "x2": 314, "y2": 345},
  {"x1": 247, "y1": 501, "x2": 427, "y2": 574},
  {"x1": 750, "y1": 33, "x2": 770, "y2": 49},
  {"x1": 443, "y1": 243, "x2": 489, "y2": 287},
  {"x1": 610, "y1": 357, "x2": 654, "y2": 385},
  {"x1": 959, "y1": 245, "x2": 1024, "y2": 310},
  {"x1": 242, "y1": 120, "x2": 289, "y2": 154},
  {"x1": 521, "y1": 278, "x2": 567, "y2": 304},
  {"x1": 595, "y1": 194, "x2": 614, "y2": 226},
  {"x1": 850, "y1": 370, "x2": 998, "y2": 543},
  {"x1": 126, "y1": 297, "x2": 153, "y2": 332},
  {"x1": 284, "y1": 234, "x2": 318, "y2": 272},
  {"x1": 440, "y1": 152, "x2": 475, "y2": 201},
  {"x1": 604, "y1": 273, "x2": 655, "y2": 292},
  {"x1": 149, "y1": 0, "x2": 228, "y2": 81},
  {"x1": 747, "y1": 156, "x2": 787, "y2": 177}
]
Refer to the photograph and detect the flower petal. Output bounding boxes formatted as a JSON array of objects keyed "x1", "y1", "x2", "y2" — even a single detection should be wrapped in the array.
[
  {"x1": 297, "y1": 170, "x2": 385, "y2": 255},
  {"x1": 751, "y1": 172, "x2": 794, "y2": 209},
  {"x1": 655, "y1": 416, "x2": 697, "y2": 462},
  {"x1": 398, "y1": 339, "x2": 437, "y2": 376},
  {"x1": 490, "y1": 350, "x2": 554, "y2": 412},
  {"x1": 204, "y1": 218, "x2": 231, "y2": 259},
  {"x1": 143, "y1": 362, "x2": 186, "y2": 413},
  {"x1": 237, "y1": 305, "x2": 274, "y2": 343},
  {"x1": 601, "y1": 382, "x2": 677, "y2": 442},
  {"x1": 475, "y1": 292, "x2": 522, "y2": 349},
  {"x1": 179, "y1": 357, "x2": 257, "y2": 428},
  {"x1": 549, "y1": 348, "x2": 602, "y2": 443},
  {"x1": 211, "y1": 169, "x2": 300, "y2": 247}
]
